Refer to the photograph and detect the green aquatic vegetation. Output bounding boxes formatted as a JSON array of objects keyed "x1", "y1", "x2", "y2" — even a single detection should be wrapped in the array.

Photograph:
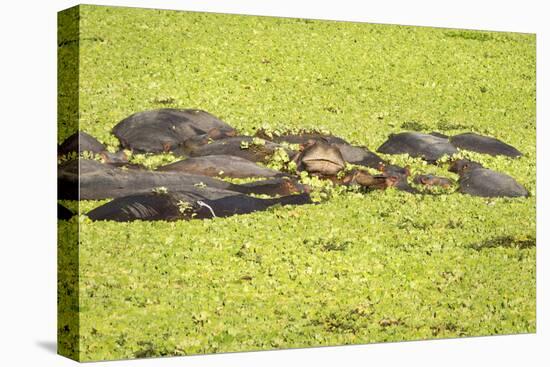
[
  {"x1": 57, "y1": 150, "x2": 104, "y2": 165},
  {"x1": 60, "y1": 5, "x2": 537, "y2": 361},
  {"x1": 265, "y1": 147, "x2": 292, "y2": 172},
  {"x1": 128, "y1": 152, "x2": 180, "y2": 170},
  {"x1": 219, "y1": 176, "x2": 272, "y2": 185},
  {"x1": 151, "y1": 186, "x2": 169, "y2": 195}
]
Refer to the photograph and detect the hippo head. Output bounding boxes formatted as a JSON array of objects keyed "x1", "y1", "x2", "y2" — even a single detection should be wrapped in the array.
[
  {"x1": 449, "y1": 159, "x2": 483, "y2": 174},
  {"x1": 376, "y1": 163, "x2": 420, "y2": 192},
  {"x1": 342, "y1": 170, "x2": 395, "y2": 189},
  {"x1": 378, "y1": 163, "x2": 410, "y2": 175},
  {"x1": 377, "y1": 163, "x2": 410, "y2": 181},
  {"x1": 298, "y1": 140, "x2": 345, "y2": 176},
  {"x1": 413, "y1": 174, "x2": 453, "y2": 189},
  {"x1": 414, "y1": 174, "x2": 435, "y2": 186}
]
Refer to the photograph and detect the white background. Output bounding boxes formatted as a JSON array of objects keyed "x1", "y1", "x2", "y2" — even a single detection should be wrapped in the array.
[{"x1": 0, "y1": 0, "x2": 547, "y2": 366}]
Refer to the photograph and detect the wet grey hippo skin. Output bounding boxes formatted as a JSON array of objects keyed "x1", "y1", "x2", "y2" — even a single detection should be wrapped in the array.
[
  {"x1": 58, "y1": 203, "x2": 74, "y2": 220},
  {"x1": 449, "y1": 159, "x2": 528, "y2": 198},
  {"x1": 294, "y1": 141, "x2": 346, "y2": 176},
  {"x1": 58, "y1": 131, "x2": 129, "y2": 165},
  {"x1": 255, "y1": 129, "x2": 349, "y2": 146},
  {"x1": 186, "y1": 136, "x2": 294, "y2": 163},
  {"x1": 413, "y1": 174, "x2": 454, "y2": 188},
  {"x1": 58, "y1": 131, "x2": 106, "y2": 155},
  {"x1": 255, "y1": 130, "x2": 385, "y2": 169},
  {"x1": 449, "y1": 132, "x2": 522, "y2": 157},
  {"x1": 333, "y1": 143, "x2": 386, "y2": 169},
  {"x1": 87, "y1": 189, "x2": 312, "y2": 222},
  {"x1": 377, "y1": 132, "x2": 458, "y2": 162},
  {"x1": 58, "y1": 160, "x2": 306, "y2": 200},
  {"x1": 157, "y1": 155, "x2": 285, "y2": 178},
  {"x1": 429, "y1": 132, "x2": 449, "y2": 139},
  {"x1": 112, "y1": 108, "x2": 236, "y2": 154}
]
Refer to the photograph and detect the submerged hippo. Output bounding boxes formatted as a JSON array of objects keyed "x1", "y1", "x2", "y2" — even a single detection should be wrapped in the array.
[
  {"x1": 112, "y1": 108, "x2": 236, "y2": 154},
  {"x1": 58, "y1": 159, "x2": 306, "y2": 200},
  {"x1": 333, "y1": 143, "x2": 386, "y2": 169},
  {"x1": 377, "y1": 132, "x2": 458, "y2": 162},
  {"x1": 58, "y1": 131, "x2": 128, "y2": 165},
  {"x1": 413, "y1": 174, "x2": 454, "y2": 189},
  {"x1": 332, "y1": 170, "x2": 398, "y2": 190},
  {"x1": 58, "y1": 203, "x2": 74, "y2": 220},
  {"x1": 157, "y1": 155, "x2": 285, "y2": 178},
  {"x1": 294, "y1": 141, "x2": 345, "y2": 176},
  {"x1": 255, "y1": 129, "x2": 349, "y2": 146},
  {"x1": 377, "y1": 164, "x2": 419, "y2": 193},
  {"x1": 449, "y1": 159, "x2": 528, "y2": 198},
  {"x1": 186, "y1": 136, "x2": 293, "y2": 163},
  {"x1": 87, "y1": 189, "x2": 312, "y2": 222},
  {"x1": 58, "y1": 131, "x2": 105, "y2": 155},
  {"x1": 449, "y1": 132, "x2": 522, "y2": 157}
]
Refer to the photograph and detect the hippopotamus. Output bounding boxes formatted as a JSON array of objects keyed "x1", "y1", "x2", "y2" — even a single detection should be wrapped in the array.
[
  {"x1": 255, "y1": 129, "x2": 349, "y2": 146},
  {"x1": 377, "y1": 132, "x2": 458, "y2": 162},
  {"x1": 449, "y1": 132, "x2": 522, "y2": 157},
  {"x1": 112, "y1": 108, "x2": 237, "y2": 154},
  {"x1": 255, "y1": 130, "x2": 386, "y2": 168},
  {"x1": 331, "y1": 170, "x2": 398, "y2": 190},
  {"x1": 58, "y1": 159, "x2": 306, "y2": 200},
  {"x1": 449, "y1": 159, "x2": 528, "y2": 197},
  {"x1": 58, "y1": 131, "x2": 105, "y2": 155},
  {"x1": 186, "y1": 136, "x2": 293, "y2": 163},
  {"x1": 294, "y1": 140, "x2": 345, "y2": 176},
  {"x1": 157, "y1": 155, "x2": 285, "y2": 178},
  {"x1": 58, "y1": 131, "x2": 128, "y2": 165},
  {"x1": 58, "y1": 203, "x2": 74, "y2": 220},
  {"x1": 333, "y1": 143, "x2": 386, "y2": 169},
  {"x1": 413, "y1": 174, "x2": 454, "y2": 189},
  {"x1": 86, "y1": 188, "x2": 312, "y2": 222},
  {"x1": 377, "y1": 164, "x2": 419, "y2": 193}
]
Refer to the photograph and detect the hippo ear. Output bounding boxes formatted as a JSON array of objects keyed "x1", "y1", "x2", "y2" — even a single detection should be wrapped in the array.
[
  {"x1": 404, "y1": 166, "x2": 411, "y2": 176},
  {"x1": 377, "y1": 162, "x2": 386, "y2": 172}
]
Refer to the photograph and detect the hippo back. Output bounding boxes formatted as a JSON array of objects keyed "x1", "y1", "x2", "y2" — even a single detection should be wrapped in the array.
[
  {"x1": 58, "y1": 131, "x2": 106, "y2": 156},
  {"x1": 334, "y1": 143, "x2": 385, "y2": 169},
  {"x1": 450, "y1": 133, "x2": 522, "y2": 157},
  {"x1": 377, "y1": 132, "x2": 458, "y2": 161},
  {"x1": 188, "y1": 137, "x2": 289, "y2": 163},
  {"x1": 459, "y1": 168, "x2": 528, "y2": 197},
  {"x1": 113, "y1": 109, "x2": 236, "y2": 153},
  {"x1": 157, "y1": 155, "x2": 283, "y2": 178}
]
